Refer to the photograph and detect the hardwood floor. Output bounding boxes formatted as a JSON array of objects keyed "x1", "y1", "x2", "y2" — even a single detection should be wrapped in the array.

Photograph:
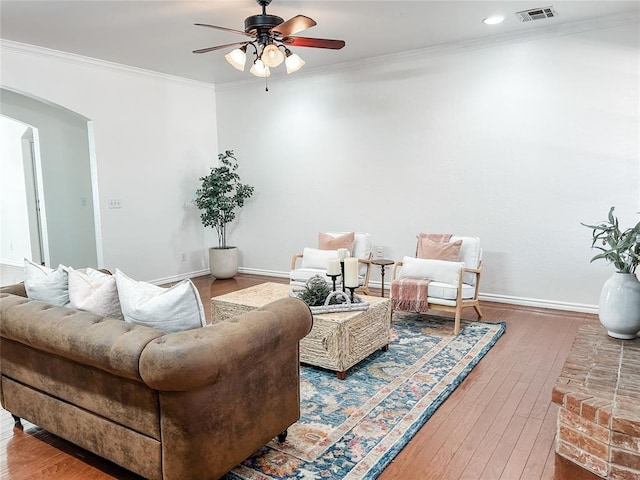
[{"x1": 0, "y1": 274, "x2": 601, "y2": 480}]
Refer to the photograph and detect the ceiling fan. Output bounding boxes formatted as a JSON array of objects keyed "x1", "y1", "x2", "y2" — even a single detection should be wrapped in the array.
[{"x1": 193, "y1": 0, "x2": 345, "y2": 77}]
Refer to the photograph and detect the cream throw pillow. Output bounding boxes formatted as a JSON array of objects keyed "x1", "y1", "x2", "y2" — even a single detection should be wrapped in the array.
[
  {"x1": 68, "y1": 267, "x2": 124, "y2": 320},
  {"x1": 23, "y1": 259, "x2": 70, "y2": 306},
  {"x1": 301, "y1": 247, "x2": 340, "y2": 269},
  {"x1": 115, "y1": 269, "x2": 206, "y2": 333},
  {"x1": 399, "y1": 256, "x2": 465, "y2": 285}
]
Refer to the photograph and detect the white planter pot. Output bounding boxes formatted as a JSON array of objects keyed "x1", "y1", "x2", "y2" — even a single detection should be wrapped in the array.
[
  {"x1": 598, "y1": 272, "x2": 640, "y2": 339},
  {"x1": 208, "y1": 247, "x2": 238, "y2": 279}
]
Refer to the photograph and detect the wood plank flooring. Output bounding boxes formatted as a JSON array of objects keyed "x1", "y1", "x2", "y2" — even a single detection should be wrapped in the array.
[{"x1": 0, "y1": 274, "x2": 602, "y2": 479}]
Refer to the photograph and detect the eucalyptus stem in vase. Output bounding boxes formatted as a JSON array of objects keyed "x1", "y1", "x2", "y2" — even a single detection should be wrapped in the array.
[{"x1": 582, "y1": 206, "x2": 640, "y2": 339}]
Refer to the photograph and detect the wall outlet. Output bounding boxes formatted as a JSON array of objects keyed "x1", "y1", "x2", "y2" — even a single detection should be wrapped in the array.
[
  {"x1": 375, "y1": 246, "x2": 384, "y2": 259},
  {"x1": 108, "y1": 199, "x2": 122, "y2": 209},
  {"x1": 181, "y1": 253, "x2": 186, "y2": 262}
]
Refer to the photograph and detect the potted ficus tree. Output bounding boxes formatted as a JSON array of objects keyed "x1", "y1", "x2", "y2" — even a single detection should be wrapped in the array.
[
  {"x1": 582, "y1": 206, "x2": 640, "y2": 339},
  {"x1": 195, "y1": 150, "x2": 254, "y2": 279}
]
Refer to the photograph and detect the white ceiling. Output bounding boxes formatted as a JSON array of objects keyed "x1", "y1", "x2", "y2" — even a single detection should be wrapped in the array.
[{"x1": 1, "y1": 1, "x2": 638, "y2": 85}]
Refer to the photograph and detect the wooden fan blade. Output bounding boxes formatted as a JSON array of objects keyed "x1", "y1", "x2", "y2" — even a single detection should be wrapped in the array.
[
  {"x1": 192, "y1": 41, "x2": 248, "y2": 54},
  {"x1": 271, "y1": 15, "x2": 316, "y2": 37},
  {"x1": 194, "y1": 23, "x2": 254, "y2": 38},
  {"x1": 282, "y1": 36, "x2": 346, "y2": 50}
]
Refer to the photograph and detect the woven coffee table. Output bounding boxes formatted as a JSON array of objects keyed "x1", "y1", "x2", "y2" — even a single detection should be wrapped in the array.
[{"x1": 211, "y1": 282, "x2": 390, "y2": 379}]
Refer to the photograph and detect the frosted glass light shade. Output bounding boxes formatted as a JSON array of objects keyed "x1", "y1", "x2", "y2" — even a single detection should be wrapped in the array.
[
  {"x1": 285, "y1": 52, "x2": 305, "y2": 74},
  {"x1": 250, "y1": 59, "x2": 271, "y2": 77},
  {"x1": 261, "y1": 44, "x2": 285, "y2": 67},
  {"x1": 482, "y1": 15, "x2": 504, "y2": 24},
  {"x1": 225, "y1": 47, "x2": 247, "y2": 71}
]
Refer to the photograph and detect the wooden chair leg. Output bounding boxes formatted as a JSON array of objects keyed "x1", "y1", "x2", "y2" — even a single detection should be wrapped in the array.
[
  {"x1": 454, "y1": 305, "x2": 462, "y2": 335},
  {"x1": 474, "y1": 304, "x2": 483, "y2": 318},
  {"x1": 357, "y1": 286, "x2": 371, "y2": 295}
]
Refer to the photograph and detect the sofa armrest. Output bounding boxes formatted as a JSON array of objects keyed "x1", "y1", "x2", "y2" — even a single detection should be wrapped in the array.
[
  {"x1": 0, "y1": 283, "x2": 26, "y2": 298},
  {"x1": 139, "y1": 297, "x2": 312, "y2": 391}
]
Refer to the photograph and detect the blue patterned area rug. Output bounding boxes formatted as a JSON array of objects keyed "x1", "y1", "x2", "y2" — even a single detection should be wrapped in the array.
[{"x1": 225, "y1": 314, "x2": 506, "y2": 480}]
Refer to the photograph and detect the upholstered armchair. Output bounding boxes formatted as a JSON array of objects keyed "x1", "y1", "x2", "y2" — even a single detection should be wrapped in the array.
[
  {"x1": 290, "y1": 232, "x2": 373, "y2": 295},
  {"x1": 389, "y1": 235, "x2": 483, "y2": 335}
]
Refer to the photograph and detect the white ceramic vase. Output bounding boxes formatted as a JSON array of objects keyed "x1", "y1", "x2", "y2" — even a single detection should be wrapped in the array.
[
  {"x1": 598, "y1": 272, "x2": 640, "y2": 339},
  {"x1": 208, "y1": 247, "x2": 238, "y2": 279}
]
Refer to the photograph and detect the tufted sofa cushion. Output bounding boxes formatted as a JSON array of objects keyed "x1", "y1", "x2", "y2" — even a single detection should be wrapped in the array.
[{"x1": 0, "y1": 293, "x2": 164, "y2": 381}]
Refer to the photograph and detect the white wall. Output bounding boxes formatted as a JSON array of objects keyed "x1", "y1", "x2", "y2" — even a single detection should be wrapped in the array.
[
  {"x1": 0, "y1": 116, "x2": 30, "y2": 265},
  {"x1": 2, "y1": 19, "x2": 637, "y2": 309},
  {"x1": 215, "y1": 20, "x2": 640, "y2": 310},
  {"x1": 1, "y1": 42, "x2": 219, "y2": 282},
  {"x1": 2, "y1": 89, "x2": 98, "y2": 268}
]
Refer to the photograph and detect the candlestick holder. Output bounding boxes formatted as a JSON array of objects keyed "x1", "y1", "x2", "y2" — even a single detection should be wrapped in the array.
[
  {"x1": 326, "y1": 273, "x2": 340, "y2": 292},
  {"x1": 340, "y1": 261, "x2": 346, "y2": 292},
  {"x1": 347, "y1": 286, "x2": 357, "y2": 303}
]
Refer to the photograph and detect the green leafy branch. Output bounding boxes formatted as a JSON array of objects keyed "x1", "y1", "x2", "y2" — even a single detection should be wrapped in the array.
[
  {"x1": 582, "y1": 206, "x2": 640, "y2": 273},
  {"x1": 195, "y1": 150, "x2": 254, "y2": 249}
]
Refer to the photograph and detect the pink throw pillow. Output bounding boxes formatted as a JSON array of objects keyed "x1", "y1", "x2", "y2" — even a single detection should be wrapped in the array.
[
  {"x1": 318, "y1": 232, "x2": 355, "y2": 252},
  {"x1": 416, "y1": 238, "x2": 462, "y2": 262}
]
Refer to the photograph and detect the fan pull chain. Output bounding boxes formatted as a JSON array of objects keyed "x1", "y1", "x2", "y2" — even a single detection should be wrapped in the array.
[{"x1": 265, "y1": 75, "x2": 269, "y2": 92}]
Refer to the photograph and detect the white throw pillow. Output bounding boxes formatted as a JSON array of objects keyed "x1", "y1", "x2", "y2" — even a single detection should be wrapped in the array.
[
  {"x1": 398, "y1": 256, "x2": 465, "y2": 285},
  {"x1": 300, "y1": 247, "x2": 341, "y2": 269},
  {"x1": 23, "y1": 259, "x2": 70, "y2": 306},
  {"x1": 68, "y1": 267, "x2": 124, "y2": 320},
  {"x1": 115, "y1": 269, "x2": 206, "y2": 333}
]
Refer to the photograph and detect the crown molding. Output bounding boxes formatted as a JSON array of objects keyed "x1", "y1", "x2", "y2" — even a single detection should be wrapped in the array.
[
  {"x1": 2, "y1": 10, "x2": 636, "y2": 93},
  {"x1": 337, "y1": 11, "x2": 639, "y2": 73},
  {"x1": 0, "y1": 39, "x2": 216, "y2": 90},
  {"x1": 217, "y1": 11, "x2": 638, "y2": 92}
]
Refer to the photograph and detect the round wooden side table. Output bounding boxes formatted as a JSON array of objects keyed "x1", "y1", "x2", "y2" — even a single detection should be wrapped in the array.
[{"x1": 371, "y1": 258, "x2": 394, "y2": 297}]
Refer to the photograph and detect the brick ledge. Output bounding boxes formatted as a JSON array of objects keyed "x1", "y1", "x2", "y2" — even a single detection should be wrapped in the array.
[{"x1": 552, "y1": 324, "x2": 640, "y2": 478}]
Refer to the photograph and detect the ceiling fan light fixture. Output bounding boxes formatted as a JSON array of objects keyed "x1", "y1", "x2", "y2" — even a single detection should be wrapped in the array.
[
  {"x1": 193, "y1": 0, "x2": 345, "y2": 86},
  {"x1": 285, "y1": 50, "x2": 305, "y2": 74},
  {"x1": 482, "y1": 15, "x2": 504, "y2": 25},
  {"x1": 261, "y1": 43, "x2": 285, "y2": 67},
  {"x1": 250, "y1": 58, "x2": 271, "y2": 77},
  {"x1": 224, "y1": 45, "x2": 247, "y2": 71}
]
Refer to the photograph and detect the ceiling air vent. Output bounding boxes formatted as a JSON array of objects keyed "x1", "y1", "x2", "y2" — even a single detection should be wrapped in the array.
[{"x1": 515, "y1": 6, "x2": 558, "y2": 22}]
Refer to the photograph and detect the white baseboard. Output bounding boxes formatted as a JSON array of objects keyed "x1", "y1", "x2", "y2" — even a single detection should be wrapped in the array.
[
  {"x1": 0, "y1": 262, "x2": 25, "y2": 286},
  {"x1": 0, "y1": 259, "x2": 24, "y2": 268},
  {"x1": 238, "y1": 267, "x2": 599, "y2": 314},
  {"x1": 150, "y1": 269, "x2": 210, "y2": 286},
  {"x1": 5, "y1": 261, "x2": 598, "y2": 314},
  {"x1": 478, "y1": 293, "x2": 598, "y2": 314},
  {"x1": 239, "y1": 267, "x2": 290, "y2": 279}
]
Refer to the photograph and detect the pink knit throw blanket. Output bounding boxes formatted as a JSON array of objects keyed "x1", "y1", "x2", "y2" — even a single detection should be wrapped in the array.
[
  {"x1": 391, "y1": 278, "x2": 431, "y2": 313},
  {"x1": 392, "y1": 233, "x2": 453, "y2": 313}
]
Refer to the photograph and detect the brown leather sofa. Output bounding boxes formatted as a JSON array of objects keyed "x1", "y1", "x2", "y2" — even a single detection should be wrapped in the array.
[{"x1": 0, "y1": 283, "x2": 313, "y2": 479}]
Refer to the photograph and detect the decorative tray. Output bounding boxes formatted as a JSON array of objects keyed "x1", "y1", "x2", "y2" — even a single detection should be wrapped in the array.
[{"x1": 290, "y1": 289, "x2": 370, "y2": 314}]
